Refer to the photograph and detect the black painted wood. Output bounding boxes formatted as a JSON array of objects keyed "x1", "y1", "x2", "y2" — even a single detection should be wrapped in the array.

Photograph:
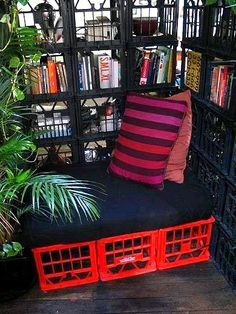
[{"x1": 0, "y1": 262, "x2": 235, "y2": 314}]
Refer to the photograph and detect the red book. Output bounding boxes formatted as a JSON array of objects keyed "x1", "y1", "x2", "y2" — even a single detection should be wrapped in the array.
[
  {"x1": 139, "y1": 51, "x2": 151, "y2": 85},
  {"x1": 47, "y1": 60, "x2": 58, "y2": 93},
  {"x1": 218, "y1": 66, "x2": 231, "y2": 108}
]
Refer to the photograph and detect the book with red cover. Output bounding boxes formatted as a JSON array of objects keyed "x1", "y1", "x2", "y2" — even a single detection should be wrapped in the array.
[
  {"x1": 139, "y1": 51, "x2": 151, "y2": 85},
  {"x1": 218, "y1": 66, "x2": 232, "y2": 108},
  {"x1": 47, "y1": 60, "x2": 58, "y2": 94}
]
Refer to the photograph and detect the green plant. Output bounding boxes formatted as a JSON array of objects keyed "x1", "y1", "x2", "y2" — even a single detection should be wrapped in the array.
[
  {"x1": 205, "y1": 0, "x2": 236, "y2": 14},
  {"x1": 0, "y1": 0, "x2": 104, "y2": 249},
  {"x1": 0, "y1": 241, "x2": 23, "y2": 259}
]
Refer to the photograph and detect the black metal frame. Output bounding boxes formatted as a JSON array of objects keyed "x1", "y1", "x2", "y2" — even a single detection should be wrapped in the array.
[{"x1": 18, "y1": 0, "x2": 179, "y2": 165}]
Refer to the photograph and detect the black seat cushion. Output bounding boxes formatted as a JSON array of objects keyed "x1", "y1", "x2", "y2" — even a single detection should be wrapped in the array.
[{"x1": 20, "y1": 163, "x2": 213, "y2": 248}]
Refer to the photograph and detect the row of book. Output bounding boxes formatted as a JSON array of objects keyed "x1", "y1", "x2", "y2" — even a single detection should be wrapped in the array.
[
  {"x1": 78, "y1": 52, "x2": 121, "y2": 91},
  {"x1": 209, "y1": 63, "x2": 235, "y2": 110},
  {"x1": 26, "y1": 59, "x2": 68, "y2": 95},
  {"x1": 36, "y1": 112, "x2": 71, "y2": 139},
  {"x1": 137, "y1": 47, "x2": 173, "y2": 86}
]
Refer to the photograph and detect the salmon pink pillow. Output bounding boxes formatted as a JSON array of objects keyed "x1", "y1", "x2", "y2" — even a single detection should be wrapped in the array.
[
  {"x1": 164, "y1": 90, "x2": 192, "y2": 184},
  {"x1": 108, "y1": 93, "x2": 187, "y2": 190}
]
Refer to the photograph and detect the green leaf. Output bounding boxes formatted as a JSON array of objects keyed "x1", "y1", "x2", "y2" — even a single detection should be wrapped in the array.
[
  {"x1": 3, "y1": 243, "x2": 12, "y2": 253},
  {"x1": 9, "y1": 56, "x2": 21, "y2": 68},
  {"x1": 227, "y1": 0, "x2": 236, "y2": 13},
  {"x1": 12, "y1": 241, "x2": 23, "y2": 253},
  {"x1": 14, "y1": 88, "x2": 25, "y2": 100},
  {"x1": 205, "y1": 0, "x2": 217, "y2": 5},
  {"x1": 16, "y1": 169, "x2": 31, "y2": 184},
  {"x1": 0, "y1": 251, "x2": 6, "y2": 258},
  {"x1": 0, "y1": 14, "x2": 10, "y2": 24},
  {"x1": 30, "y1": 53, "x2": 42, "y2": 62},
  {"x1": 18, "y1": 0, "x2": 29, "y2": 6}
]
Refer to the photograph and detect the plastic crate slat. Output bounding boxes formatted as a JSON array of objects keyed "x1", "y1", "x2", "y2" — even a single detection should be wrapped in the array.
[{"x1": 156, "y1": 217, "x2": 215, "y2": 270}]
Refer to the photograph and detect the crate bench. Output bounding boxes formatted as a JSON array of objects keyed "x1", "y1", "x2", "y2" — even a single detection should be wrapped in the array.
[{"x1": 21, "y1": 163, "x2": 214, "y2": 291}]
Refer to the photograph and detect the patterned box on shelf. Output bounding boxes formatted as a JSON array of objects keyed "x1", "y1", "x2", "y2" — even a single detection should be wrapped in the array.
[
  {"x1": 211, "y1": 222, "x2": 236, "y2": 290},
  {"x1": 97, "y1": 231, "x2": 157, "y2": 281},
  {"x1": 156, "y1": 217, "x2": 215, "y2": 270},
  {"x1": 199, "y1": 109, "x2": 234, "y2": 173},
  {"x1": 32, "y1": 242, "x2": 99, "y2": 291}
]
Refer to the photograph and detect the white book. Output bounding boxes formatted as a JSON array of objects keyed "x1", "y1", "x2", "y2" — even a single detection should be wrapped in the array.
[
  {"x1": 82, "y1": 56, "x2": 89, "y2": 90},
  {"x1": 98, "y1": 54, "x2": 111, "y2": 89},
  {"x1": 156, "y1": 51, "x2": 165, "y2": 84},
  {"x1": 111, "y1": 59, "x2": 119, "y2": 88},
  {"x1": 86, "y1": 55, "x2": 93, "y2": 90}
]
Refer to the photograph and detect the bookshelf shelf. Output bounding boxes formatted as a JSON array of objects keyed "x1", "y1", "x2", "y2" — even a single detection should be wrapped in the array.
[
  {"x1": 18, "y1": 0, "x2": 178, "y2": 164},
  {"x1": 182, "y1": 0, "x2": 236, "y2": 290}
]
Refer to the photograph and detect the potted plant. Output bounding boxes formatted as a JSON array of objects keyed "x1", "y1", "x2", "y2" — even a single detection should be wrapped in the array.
[{"x1": 0, "y1": 0, "x2": 104, "y2": 301}]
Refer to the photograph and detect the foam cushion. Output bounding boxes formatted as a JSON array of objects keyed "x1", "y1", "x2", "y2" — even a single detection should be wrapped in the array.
[
  {"x1": 164, "y1": 90, "x2": 192, "y2": 183},
  {"x1": 20, "y1": 163, "x2": 213, "y2": 248},
  {"x1": 108, "y1": 93, "x2": 187, "y2": 190}
]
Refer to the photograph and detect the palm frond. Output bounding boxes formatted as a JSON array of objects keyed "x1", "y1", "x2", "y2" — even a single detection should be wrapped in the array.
[
  {"x1": 0, "y1": 134, "x2": 36, "y2": 169},
  {"x1": 20, "y1": 174, "x2": 105, "y2": 223}
]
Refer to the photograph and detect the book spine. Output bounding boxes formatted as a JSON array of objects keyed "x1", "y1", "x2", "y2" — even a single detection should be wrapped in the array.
[
  {"x1": 61, "y1": 63, "x2": 68, "y2": 91},
  {"x1": 82, "y1": 56, "x2": 89, "y2": 90},
  {"x1": 210, "y1": 66, "x2": 219, "y2": 104},
  {"x1": 29, "y1": 67, "x2": 39, "y2": 95},
  {"x1": 218, "y1": 66, "x2": 229, "y2": 107},
  {"x1": 156, "y1": 51, "x2": 165, "y2": 83},
  {"x1": 78, "y1": 63, "x2": 83, "y2": 91},
  {"x1": 56, "y1": 63, "x2": 64, "y2": 92},
  {"x1": 41, "y1": 64, "x2": 49, "y2": 94},
  {"x1": 163, "y1": 48, "x2": 171, "y2": 83},
  {"x1": 37, "y1": 66, "x2": 43, "y2": 94},
  {"x1": 86, "y1": 55, "x2": 93, "y2": 90},
  {"x1": 139, "y1": 51, "x2": 151, "y2": 85},
  {"x1": 224, "y1": 70, "x2": 234, "y2": 110},
  {"x1": 167, "y1": 49, "x2": 173, "y2": 83},
  {"x1": 98, "y1": 54, "x2": 110, "y2": 89},
  {"x1": 111, "y1": 59, "x2": 119, "y2": 88},
  {"x1": 147, "y1": 53, "x2": 155, "y2": 85},
  {"x1": 47, "y1": 60, "x2": 58, "y2": 94}
]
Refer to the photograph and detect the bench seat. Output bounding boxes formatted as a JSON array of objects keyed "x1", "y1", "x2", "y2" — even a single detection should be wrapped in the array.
[{"x1": 21, "y1": 163, "x2": 212, "y2": 248}]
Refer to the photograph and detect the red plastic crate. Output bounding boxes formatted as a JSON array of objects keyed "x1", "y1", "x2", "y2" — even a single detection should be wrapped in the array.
[
  {"x1": 156, "y1": 217, "x2": 215, "y2": 270},
  {"x1": 97, "y1": 231, "x2": 157, "y2": 281},
  {"x1": 32, "y1": 241, "x2": 99, "y2": 291}
]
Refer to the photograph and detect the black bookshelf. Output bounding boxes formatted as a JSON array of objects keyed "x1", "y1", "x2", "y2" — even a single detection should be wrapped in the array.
[
  {"x1": 18, "y1": 0, "x2": 179, "y2": 165},
  {"x1": 182, "y1": 0, "x2": 236, "y2": 290}
]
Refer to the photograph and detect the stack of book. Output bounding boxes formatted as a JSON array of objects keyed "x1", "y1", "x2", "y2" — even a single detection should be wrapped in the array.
[
  {"x1": 27, "y1": 58, "x2": 68, "y2": 95},
  {"x1": 78, "y1": 52, "x2": 121, "y2": 91},
  {"x1": 136, "y1": 47, "x2": 173, "y2": 86},
  {"x1": 209, "y1": 62, "x2": 235, "y2": 110}
]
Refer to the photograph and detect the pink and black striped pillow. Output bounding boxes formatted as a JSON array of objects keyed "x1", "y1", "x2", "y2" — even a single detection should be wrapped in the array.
[{"x1": 108, "y1": 93, "x2": 187, "y2": 190}]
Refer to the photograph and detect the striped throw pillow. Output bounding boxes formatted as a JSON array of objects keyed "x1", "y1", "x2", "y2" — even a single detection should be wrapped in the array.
[{"x1": 108, "y1": 93, "x2": 187, "y2": 190}]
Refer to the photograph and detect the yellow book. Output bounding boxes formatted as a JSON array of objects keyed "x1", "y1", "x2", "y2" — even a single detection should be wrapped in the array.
[
  {"x1": 185, "y1": 51, "x2": 202, "y2": 93},
  {"x1": 167, "y1": 49, "x2": 173, "y2": 83}
]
